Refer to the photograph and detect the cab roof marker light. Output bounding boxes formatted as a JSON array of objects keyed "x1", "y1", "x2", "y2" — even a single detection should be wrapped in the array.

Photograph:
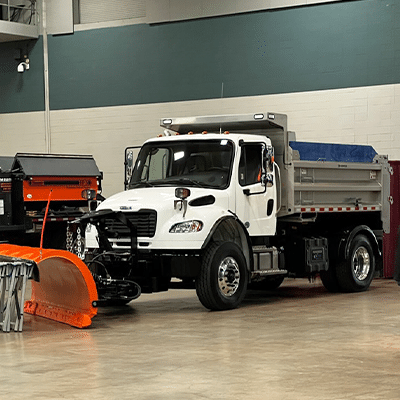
[
  {"x1": 223, "y1": 131, "x2": 229, "y2": 134},
  {"x1": 254, "y1": 113, "x2": 264, "y2": 120},
  {"x1": 163, "y1": 119, "x2": 172, "y2": 125},
  {"x1": 268, "y1": 113, "x2": 275, "y2": 120},
  {"x1": 202, "y1": 131, "x2": 208, "y2": 134}
]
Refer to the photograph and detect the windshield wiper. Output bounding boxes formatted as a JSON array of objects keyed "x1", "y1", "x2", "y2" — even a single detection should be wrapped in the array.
[
  {"x1": 164, "y1": 178, "x2": 206, "y2": 188},
  {"x1": 130, "y1": 177, "x2": 217, "y2": 189},
  {"x1": 129, "y1": 181, "x2": 154, "y2": 189}
]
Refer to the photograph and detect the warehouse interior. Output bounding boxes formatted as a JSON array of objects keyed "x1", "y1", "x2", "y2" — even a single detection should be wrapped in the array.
[{"x1": 1, "y1": 0, "x2": 400, "y2": 399}]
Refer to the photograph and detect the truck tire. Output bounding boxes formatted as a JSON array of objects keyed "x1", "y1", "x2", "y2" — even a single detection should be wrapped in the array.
[
  {"x1": 336, "y1": 234, "x2": 375, "y2": 292},
  {"x1": 196, "y1": 242, "x2": 248, "y2": 311}
]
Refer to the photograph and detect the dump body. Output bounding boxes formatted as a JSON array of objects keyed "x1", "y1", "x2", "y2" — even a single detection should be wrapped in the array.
[{"x1": 281, "y1": 142, "x2": 390, "y2": 233}]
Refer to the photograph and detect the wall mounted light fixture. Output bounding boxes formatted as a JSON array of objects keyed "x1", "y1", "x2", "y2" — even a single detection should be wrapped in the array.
[
  {"x1": 16, "y1": 48, "x2": 30, "y2": 73},
  {"x1": 17, "y1": 60, "x2": 30, "y2": 73}
]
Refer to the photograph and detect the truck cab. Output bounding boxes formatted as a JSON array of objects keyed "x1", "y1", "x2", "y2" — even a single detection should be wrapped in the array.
[{"x1": 121, "y1": 132, "x2": 277, "y2": 244}]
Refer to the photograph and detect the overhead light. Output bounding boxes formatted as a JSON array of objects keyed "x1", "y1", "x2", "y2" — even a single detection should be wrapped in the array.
[
  {"x1": 174, "y1": 151, "x2": 185, "y2": 161},
  {"x1": 254, "y1": 113, "x2": 264, "y2": 120}
]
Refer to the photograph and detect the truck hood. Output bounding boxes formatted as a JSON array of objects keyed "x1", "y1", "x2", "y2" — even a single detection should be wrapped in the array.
[
  {"x1": 97, "y1": 187, "x2": 231, "y2": 216},
  {"x1": 86, "y1": 186, "x2": 235, "y2": 250}
]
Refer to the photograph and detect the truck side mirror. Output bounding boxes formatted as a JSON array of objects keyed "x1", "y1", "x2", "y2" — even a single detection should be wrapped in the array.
[
  {"x1": 124, "y1": 146, "x2": 141, "y2": 190},
  {"x1": 262, "y1": 146, "x2": 274, "y2": 187}
]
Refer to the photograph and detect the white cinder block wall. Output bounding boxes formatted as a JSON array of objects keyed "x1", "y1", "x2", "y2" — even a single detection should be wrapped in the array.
[
  {"x1": 0, "y1": 112, "x2": 46, "y2": 153},
  {"x1": 1, "y1": 83, "x2": 399, "y2": 197}
]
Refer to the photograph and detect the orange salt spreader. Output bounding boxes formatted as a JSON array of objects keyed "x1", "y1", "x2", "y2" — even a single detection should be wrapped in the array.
[{"x1": 0, "y1": 153, "x2": 102, "y2": 249}]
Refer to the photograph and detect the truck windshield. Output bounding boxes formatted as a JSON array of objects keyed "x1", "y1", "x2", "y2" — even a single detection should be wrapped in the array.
[{"x1": 129, "y1": 139, "x2": 234, "y2": 190}]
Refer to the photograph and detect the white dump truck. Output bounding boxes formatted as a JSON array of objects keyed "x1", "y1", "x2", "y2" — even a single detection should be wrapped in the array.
[{"x1": 82, "y1": 112, "x2": 391, "y2": 310}]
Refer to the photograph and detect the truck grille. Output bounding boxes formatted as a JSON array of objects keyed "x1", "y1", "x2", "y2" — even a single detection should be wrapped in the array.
[{"x1": 103, "y1": 210, "x2": 157, "y2": 238}]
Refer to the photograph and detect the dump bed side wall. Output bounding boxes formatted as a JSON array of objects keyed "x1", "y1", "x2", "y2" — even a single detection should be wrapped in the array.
[
  {"x1": 292, "y1": 159, "x2": 383, "y2": 210},
  {"x1": 276, "y1": 142, "x2": 391, "y2": 234}
]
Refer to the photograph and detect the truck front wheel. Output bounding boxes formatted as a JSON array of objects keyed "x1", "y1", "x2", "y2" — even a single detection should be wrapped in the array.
[
  {"x1": 336, "y1": 234, "x2": 375, "y2": 292},
  {"x1": 196, "y1": 242, "x2": 248, "y2": 311}
]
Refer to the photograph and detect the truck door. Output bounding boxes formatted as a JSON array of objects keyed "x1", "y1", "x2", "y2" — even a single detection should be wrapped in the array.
[{"x1": 235, "y1": 142, "x2": 277, "y2": 236}]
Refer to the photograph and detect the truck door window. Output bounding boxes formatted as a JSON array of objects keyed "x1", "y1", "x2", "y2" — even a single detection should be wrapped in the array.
[{"x1": 239, "y1": 144, "x2": 263, "y2": 186}]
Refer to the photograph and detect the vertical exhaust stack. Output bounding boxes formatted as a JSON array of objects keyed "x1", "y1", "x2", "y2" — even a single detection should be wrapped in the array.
[{"x1": 0, "y1": 244, "x2": 98, "y2": 328}]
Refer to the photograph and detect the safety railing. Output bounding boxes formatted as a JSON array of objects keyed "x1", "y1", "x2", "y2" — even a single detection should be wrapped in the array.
[{"x1": 0, "y1": 0, "x2": 37, "y2": 25}]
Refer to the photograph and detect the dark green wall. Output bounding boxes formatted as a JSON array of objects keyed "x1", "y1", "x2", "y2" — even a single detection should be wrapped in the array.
[
  {"x1": 1, "y1": 0, "x2": 399, "y2": 113},
  {"x1": 0, "y1": 38, "x2": 44, "y2": 113}
]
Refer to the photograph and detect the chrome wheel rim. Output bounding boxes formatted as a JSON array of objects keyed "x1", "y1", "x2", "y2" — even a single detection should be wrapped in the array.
[
  {"x1": 352, "y1": 246, "x2": 370, "y2": 281},
  {"x1": 218, "y1": 256, "x2": 240, "y2": 297}
]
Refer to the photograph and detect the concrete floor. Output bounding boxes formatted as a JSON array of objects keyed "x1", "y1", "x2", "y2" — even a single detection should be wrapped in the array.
[{"x1": 1, "y1": 278, "x2": 400, "y2": 400}]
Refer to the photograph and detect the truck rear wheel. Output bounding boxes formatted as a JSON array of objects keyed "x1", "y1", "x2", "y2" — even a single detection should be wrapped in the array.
[
  {"x1": 196, "y1": 242, "x2": 248, "y2": 311},
  {"x1": 336, "y1": 234, "x2": 375, "y2": 292}
]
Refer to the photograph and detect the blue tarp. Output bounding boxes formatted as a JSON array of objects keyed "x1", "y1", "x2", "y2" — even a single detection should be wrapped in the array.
[{"x1": 289, "y1": 141, "x2": 377, "y2": 163}]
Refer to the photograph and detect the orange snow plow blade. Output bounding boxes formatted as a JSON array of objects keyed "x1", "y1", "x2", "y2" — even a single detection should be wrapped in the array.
[{"x1": 0, "y1": 244, "x2": 98, "y2": 328}]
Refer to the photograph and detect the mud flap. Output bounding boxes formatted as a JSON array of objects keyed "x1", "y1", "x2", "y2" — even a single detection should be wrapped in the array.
[{"x1": 0, "y1": 244, "x2": 98, "y2": 328}]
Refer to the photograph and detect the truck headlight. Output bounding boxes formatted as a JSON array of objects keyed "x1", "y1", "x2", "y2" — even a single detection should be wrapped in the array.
[{"x1": 169, "y1": 220, "x2": 203, "y2": 233}]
